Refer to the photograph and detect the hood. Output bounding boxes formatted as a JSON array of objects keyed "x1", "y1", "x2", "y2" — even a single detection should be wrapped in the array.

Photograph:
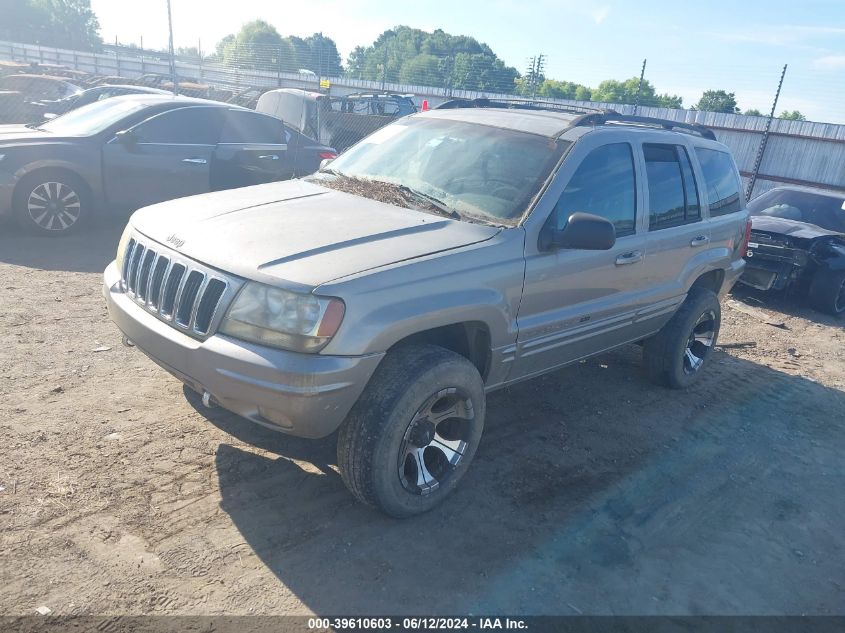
[
  {"x1": 131, "y1": 180, "x2": 501, "y2": 290},
  {"x1": 0, "y1": 124, "x2": 72, "y2": 147},
  {"x1": 751, "y1": 215, "x2": 844, "y2": 240}
]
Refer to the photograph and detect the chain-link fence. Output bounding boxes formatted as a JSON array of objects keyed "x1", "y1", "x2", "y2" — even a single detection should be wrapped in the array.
[{"x1": 1, "y1": 37, "x2": 844, "y2": 197}]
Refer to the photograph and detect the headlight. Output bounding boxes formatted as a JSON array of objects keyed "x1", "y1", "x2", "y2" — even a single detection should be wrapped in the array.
[
  {"x1": 115, "y1": 224, "x2": 132, "y2": 270},
  {"x1": 220, "y1": 282, "x2": 345, "y2": 353}
]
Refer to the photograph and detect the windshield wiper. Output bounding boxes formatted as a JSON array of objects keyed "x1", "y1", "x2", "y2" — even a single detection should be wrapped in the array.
[
  {"x1": 395, "y1": 184, "x2": 461, "y2": 220},
  {"x1": 25, "y1": 123, "x2": 45, "y2": 131}
]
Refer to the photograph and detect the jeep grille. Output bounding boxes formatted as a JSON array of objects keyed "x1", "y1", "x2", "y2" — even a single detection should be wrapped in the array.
[{"x1": 121, "y1": 237, "x2": 231, "y2": 337}]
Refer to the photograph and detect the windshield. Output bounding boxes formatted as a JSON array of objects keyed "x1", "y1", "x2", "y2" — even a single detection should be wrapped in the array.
[
  {"x1": 321, "y1": 117, "x2": 568, "y2": 224},
  {"x1": 39, "y1": 98, "x2": 150, "y2": 136},
  {"x1": 748, "y1": 188, "x2": 845, "y2": 233}
]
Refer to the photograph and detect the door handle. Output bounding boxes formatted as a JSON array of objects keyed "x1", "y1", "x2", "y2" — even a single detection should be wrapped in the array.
[
  {"x1": 182, "y1": 158, "x2": 207, "y2": 165},
  {"x1": 615, "y1": 250, "x2": 643, "y2": 265},
  {"x1": 690, "y1": 235, "x2": 710, "y2": 247},
  {"x1": 258, "y1": 154, "x2": 279, "y2": 160}
]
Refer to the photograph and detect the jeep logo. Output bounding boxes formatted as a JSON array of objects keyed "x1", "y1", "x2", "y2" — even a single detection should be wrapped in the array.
[{"x1": 166, "y1": 234, "x2": 185, "y2": 249}]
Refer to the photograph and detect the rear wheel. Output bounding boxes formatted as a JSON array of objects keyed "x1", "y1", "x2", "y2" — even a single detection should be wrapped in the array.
[
  {"x1": 808, "y1": 268, "x2": 845, "y2": 316},
  {"x1": 337, "y1": 344, "x2": 485, "y2": 518},
  {"x1": 13, "y1": 170, "x2": 90, "y2": 235},
  {"x1": 643, "y1": 287, "x2": 721, "y2": 388}
]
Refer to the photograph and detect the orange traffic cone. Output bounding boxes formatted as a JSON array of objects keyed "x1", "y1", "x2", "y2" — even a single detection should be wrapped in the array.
[{"x1": 421, "y1": 99, "x2": 429, "y2": 111}]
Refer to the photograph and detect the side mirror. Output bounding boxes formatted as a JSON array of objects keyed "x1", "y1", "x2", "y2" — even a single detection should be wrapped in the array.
[
  {"x1": 114, "y1": 129, "x2": 137, "y2": 146},
  {"x1": 319, "y1": 157, "x2": 334, "y2": 170},
  {"x1": 540, "y1": 212, "x2": 616, "y2": 251}
]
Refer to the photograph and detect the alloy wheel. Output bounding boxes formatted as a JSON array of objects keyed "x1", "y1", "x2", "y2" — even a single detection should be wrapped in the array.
[
  {"x1": 398, "y1": 387, "x2": 475, "y2": 496},
  {"x1": 683, "y1": 309, "x2": 717, "y2": 375},
  {"x1": 27, "y1": 181, "x2": 81, "y2": 232}
]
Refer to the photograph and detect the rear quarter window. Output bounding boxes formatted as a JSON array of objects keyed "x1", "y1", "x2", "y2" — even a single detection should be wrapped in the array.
[{"x1": 695, "y1": 147, "x2": 743, "y2": 216}]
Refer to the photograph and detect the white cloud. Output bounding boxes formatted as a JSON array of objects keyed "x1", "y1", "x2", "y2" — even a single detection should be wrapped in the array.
[
  {"x1": 712, "y1": 25, "x2": 845, "y2": 46},
  {"x1": 588, "y1": 6, "x2": 611, "y2": 25},
  {"x1": 813, "y1": 55, "x2": 845, "y2": 70}
]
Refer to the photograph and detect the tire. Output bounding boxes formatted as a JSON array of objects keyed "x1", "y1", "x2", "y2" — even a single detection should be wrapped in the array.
[
  {"x1": 807, "y1": 268, "x2": 845, "y2": 317},
  {"x1": 13, "y1": 170, "x2": 91, "y2": 236},
  {"x1": 643, "y1": 287, "x2": 721, "y2": 389},
  {"x1": 337, "y1": 344, "x2": 486, "y2": 518}
]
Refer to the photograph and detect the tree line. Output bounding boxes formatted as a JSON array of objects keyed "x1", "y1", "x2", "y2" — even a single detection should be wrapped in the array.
[{"x1": 2, "y1": 0, "x2": 806, "y2": 120}]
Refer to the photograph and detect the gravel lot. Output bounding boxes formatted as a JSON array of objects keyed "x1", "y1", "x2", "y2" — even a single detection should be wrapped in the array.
[{"x1": 1, "y1": 222, "x2": 844, "y2": 616}]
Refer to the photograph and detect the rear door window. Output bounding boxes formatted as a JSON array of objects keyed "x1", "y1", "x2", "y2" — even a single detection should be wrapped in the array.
[
  {"x1": 695, "y1": 147, "x2": 743, "y2": 216},
  {"x1": 219, "y1": 111, "x2": 287, "y2": 144},
  {"x1": 644, "y1": 143, "x2": 701, "y2": 229}
]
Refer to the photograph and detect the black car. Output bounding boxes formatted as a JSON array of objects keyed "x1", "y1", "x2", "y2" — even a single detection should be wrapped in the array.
[
  {"x1": 34, "y1": 85, "x2": 172, "y2": 118},
  {"x1": 0, "y1": 94, "x2": 337, "y2": 235},
  {"x1": 740, "y1": 186, "x2": 845, "y2": 315}
]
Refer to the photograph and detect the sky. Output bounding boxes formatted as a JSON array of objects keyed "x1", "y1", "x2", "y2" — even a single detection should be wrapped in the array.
[{"x1": 90, "y1": 0, "x2": 845, "y2": 123}]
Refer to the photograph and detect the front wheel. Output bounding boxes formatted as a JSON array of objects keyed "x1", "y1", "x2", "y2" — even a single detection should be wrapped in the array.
[
  {"x1": 337, "y1": 344, "x2": 486, "y2": 518},
  {"x1": 13, "y1": 170, "x2": 90, "y2": 235},
  {"x1": 643, "y1": 287, "x2": 721, "y2": 389}
]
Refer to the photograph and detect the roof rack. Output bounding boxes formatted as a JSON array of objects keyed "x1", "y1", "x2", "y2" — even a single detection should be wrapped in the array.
[
  {"x1": 434, "y1": 98, "x2": 717, "y2": 140},
  {"x1": 569, "y1": 112, "x2": 717, "y2": 140},
  {"x1": 435, "y1": 97, "x2": 607, "y2": 115}
]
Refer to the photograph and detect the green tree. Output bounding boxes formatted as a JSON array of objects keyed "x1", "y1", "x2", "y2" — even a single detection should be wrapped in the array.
[
  {"x1": 219, "y1": 20, "x2": 285, "y2": 70},
  {"x1": 215, "y1": 24, "x2": 342, "y2": 75},
  {"x1": 592, "y1": 77, "x2": 682, "y2": 108},
  {"x1": 302, "y1": 33, "x2": 342, "y2": 76},
  {"x1": 399, "y1": 54, "x2": 443, "y2": 85},
  {"x1": 346, "y1": 46, "x2": 368, "y2": 78},
  {"x1": 347, "y1": 26, "x2": 518, "y2": 92},
  {"x1": 0, "y1": 0, "x2": 100, "y2": 50},
  {"x1": 695, "y1": 90, "x2": 740, "y2": 113},
  {"x1": 743, "y1": 108, "x2": 764, "y2": 117},
  {"x1": 536, "y1": 79, "x2": 592, "y2": 101},
  {"x1": 450, "y1": 52, "x2": 518, "y2": 92},
  {"x1": 779, "y1": 110, "x2": 806, "y2": 121},
  {"x1": 175, "y1": 46, "x2": 201, "y2": 59}
]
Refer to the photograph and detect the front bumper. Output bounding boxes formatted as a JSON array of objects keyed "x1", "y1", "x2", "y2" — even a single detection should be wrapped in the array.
[{"x1": 104, "y1": 262, "x2": 383, "y2": 438}]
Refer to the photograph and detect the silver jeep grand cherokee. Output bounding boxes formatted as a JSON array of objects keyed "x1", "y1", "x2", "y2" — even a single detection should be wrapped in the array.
[{"x1": 104, "y1": 100, "x2": 749, "y2": 517}]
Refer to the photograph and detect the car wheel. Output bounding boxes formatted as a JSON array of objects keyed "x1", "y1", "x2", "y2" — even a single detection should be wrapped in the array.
[
  {"x1": 643, "y1": 287, "x2": 721, "y2": 389},
  {"x1": 337, "y1": 344, "x2": 486, "y2": 518},
  {"x1": 808, "y1": 268, "x2": 845, "y2": 316},
  {"x1": 13, "y1": 170, "x2": 90, "y2": 235}
]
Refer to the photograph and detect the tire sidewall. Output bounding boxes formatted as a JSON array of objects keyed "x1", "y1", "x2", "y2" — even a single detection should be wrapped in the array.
[
  {"x1": 809, "y1": 269, "x2": 845, "y2": 316},
  {"x1": 369, "y1": 356, "x2": 486, "y2": 518},
  {"x1": 13, "y1": 171, "x2": 90, "y2": 236}
]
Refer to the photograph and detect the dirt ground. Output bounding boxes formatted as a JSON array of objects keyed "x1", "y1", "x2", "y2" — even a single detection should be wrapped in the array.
[{"x1": 1, "y1": 222, "x2": 843, "y2": 616}]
